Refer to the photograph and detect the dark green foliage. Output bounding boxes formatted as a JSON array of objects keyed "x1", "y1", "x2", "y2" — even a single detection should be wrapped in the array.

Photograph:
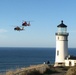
[
  {"x1": 27, "y1": 70, "x2": 43, "y2": 75},
  {"x1": 62, "y1": 67, "x2": 70, "y2": 71},
  {"x1": 43, "y1": 68, "x2": 59, "y2": 74}
]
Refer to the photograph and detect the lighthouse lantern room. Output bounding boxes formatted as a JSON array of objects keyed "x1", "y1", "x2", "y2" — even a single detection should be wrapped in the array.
[{"x1": 54, "y1": 20, "x2": 69, "y2": 67}]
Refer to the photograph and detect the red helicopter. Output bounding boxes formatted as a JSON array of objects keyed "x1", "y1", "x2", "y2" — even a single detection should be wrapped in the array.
[
  {"x1": 14, "y1": 26, "x2": 24, "y2": 31},
  {"x1": 22, "y1": 21, "x2": 30, "y2": 26}
]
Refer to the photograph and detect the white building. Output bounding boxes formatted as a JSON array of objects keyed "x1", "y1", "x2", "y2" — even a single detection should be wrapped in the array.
[
  {"x1": 65, "y1": 55, "x2": 76, "y2": 66},
  {"x1": 54, "y1": 20, "x2": 76, "y2": 67}
]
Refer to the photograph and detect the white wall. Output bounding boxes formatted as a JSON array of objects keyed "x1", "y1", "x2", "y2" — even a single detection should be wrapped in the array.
[
  {"x1": 65, "y1": 60, "x2": 76, "y2": 66},
  {"x1": 55, "y1": 35, "x2": 68, "y2": 63}
]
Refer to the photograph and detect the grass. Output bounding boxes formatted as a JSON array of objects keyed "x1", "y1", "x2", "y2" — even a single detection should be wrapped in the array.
[{"x1": 6, "y1": 64, "x2": 70, "y2": 75}]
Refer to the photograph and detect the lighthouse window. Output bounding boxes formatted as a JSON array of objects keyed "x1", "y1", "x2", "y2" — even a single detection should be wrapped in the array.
[{"x1": 57, "y1": 51, "x2": 59, "y2": 56}]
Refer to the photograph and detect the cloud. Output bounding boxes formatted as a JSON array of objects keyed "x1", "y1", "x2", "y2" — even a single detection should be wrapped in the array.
[{"x1": 0, "y1": 29, "x2": 8, "y2": 33}]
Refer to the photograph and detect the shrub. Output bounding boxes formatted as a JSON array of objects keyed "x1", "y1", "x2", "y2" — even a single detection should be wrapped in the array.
[
  {"x1": 27, "y1": 70, "x2": 43, "y2": 75},
  {"x1": 66, "y1": 66, "x2": 76, "y2": 75},
  {"x1": 43, "y1": 68, "x2": 59, "y2": 74}
]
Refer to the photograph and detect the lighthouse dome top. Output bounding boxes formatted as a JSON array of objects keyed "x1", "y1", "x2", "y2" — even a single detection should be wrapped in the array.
[{"x1": 57, "y1": 20, "x2": 67, "y2": 28}]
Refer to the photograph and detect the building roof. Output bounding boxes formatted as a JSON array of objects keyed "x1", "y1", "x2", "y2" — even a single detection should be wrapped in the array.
[
  {"x1": 57, "y1": 20, "x2": 67, "y2": 28},
  {"x1": 65, "y1": 55, "x2": 76, "y2": 60}
]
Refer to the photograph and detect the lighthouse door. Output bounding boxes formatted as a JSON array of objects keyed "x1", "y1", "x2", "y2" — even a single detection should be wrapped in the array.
[{"x1": 69, "y1": 61, "x2": 71, "y2": 66}]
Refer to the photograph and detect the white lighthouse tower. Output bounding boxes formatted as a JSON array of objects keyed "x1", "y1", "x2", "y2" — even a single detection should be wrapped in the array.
[{"x1": 54, "y1": 20, "x2": 69, "y2": 67}]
